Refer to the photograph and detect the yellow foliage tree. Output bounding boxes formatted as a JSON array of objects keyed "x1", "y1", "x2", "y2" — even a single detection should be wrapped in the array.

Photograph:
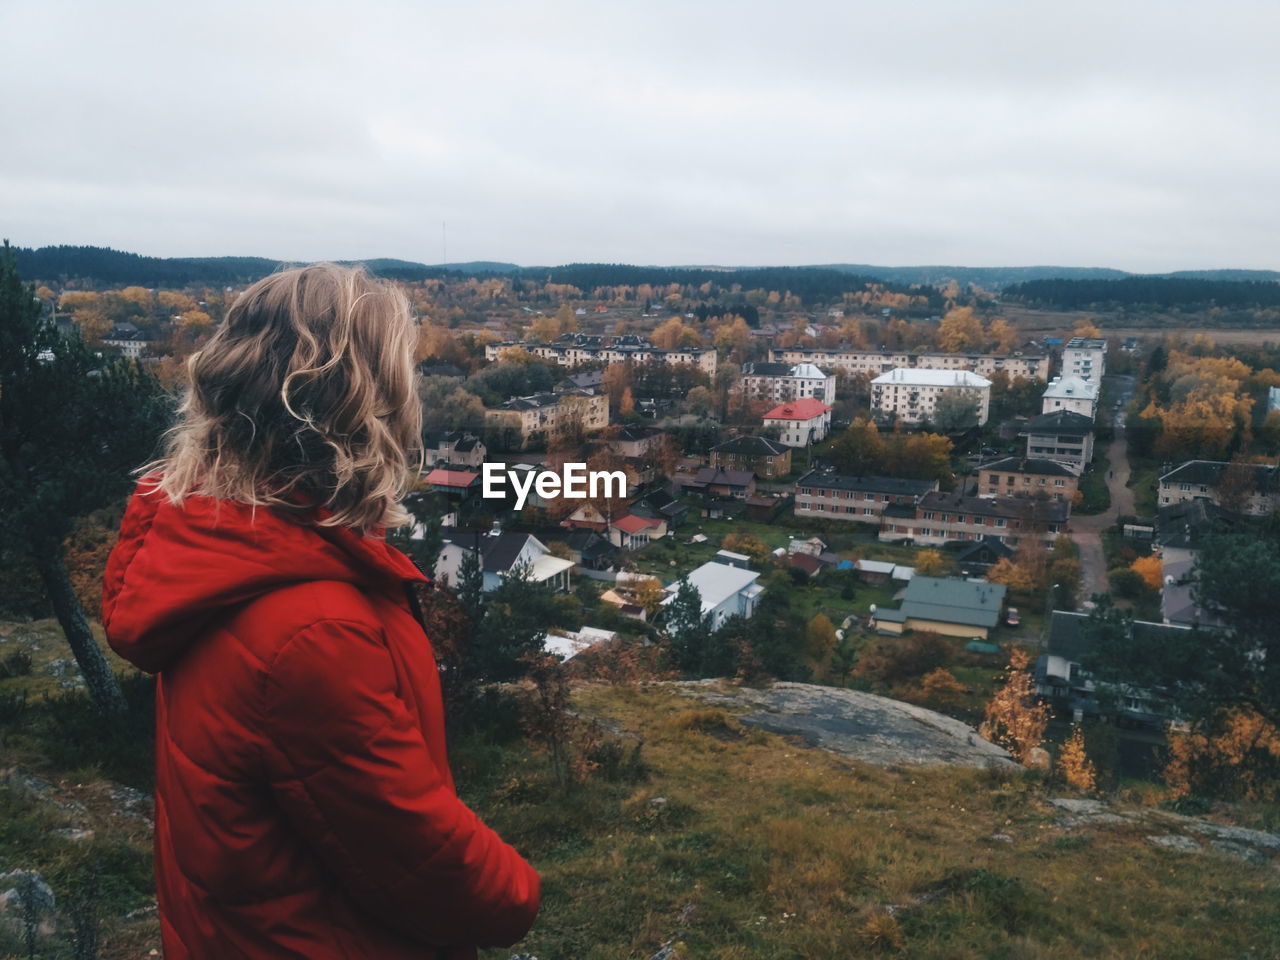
[
  {"x1": 914, "y1": 549, "x2": 951, "y2": 577},
  {"x1": 805, "y1": 614, "x2": 838, "y2": 681},
  {"x1": 986, "y1": 317, "x2": 1019, "y2": 353},
  {"x1": 921, "y1": 667, "x2": 965, "y2": 707},
  {"x1": 1131, "y1": 555, "x2": 1163, "y2": 591},
  {"x1": 980, "y1": 648, "x2": 1051, "y2": 765},
  {"x1": 1164, "y1": 708, "x2": 1280, "y2": 802},
  {"x1": 1057, "y1": 726, "x2": 1097, "y2": 792},
  {"x1": 722, "y1": 532, "x2": 770, "y2": 566},
  {"x1": 1073, "y1": 320, "x2": 1102, "y2": 338},
  {"x1": 987, "y1": 557, "x2": 1037, "y2": 594},
  {"x1": 937, "y1": 307, "x2": 985, "y2": 352}
]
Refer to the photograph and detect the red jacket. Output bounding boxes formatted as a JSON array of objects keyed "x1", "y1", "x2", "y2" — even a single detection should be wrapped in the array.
[{"x1": 102, "y1": 479, "x2": 540, "y2": 959}]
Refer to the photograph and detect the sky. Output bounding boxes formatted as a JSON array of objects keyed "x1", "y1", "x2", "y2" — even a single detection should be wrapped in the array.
[{"x1": 3, "y1": 0, "x2": 1278, "y2": 272}]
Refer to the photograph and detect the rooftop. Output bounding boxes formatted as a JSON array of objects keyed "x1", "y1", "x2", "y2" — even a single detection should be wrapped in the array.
[
  {"x1": 870, "y1": 368, "x2": 991, "y2": 388},
  {"x1": 712, "y1": 435, "x2": 791, "y2": 457},
  {"x1": 1043, "y1": 376, "x2": 1100, "y2": 400},
  {"x1": 762, "y1": 398, "x2": 832, "y2": 421},
  {"x1": 664, "y1": 561, "x2": 762, "y2": 615},
  {"x1": 897, "y1": 576, "x2": 1008, "y2": 629},
  {"x1": 978, "y1": 457, "x2": 1079, "y2": 478},
  {"x1": 1065, "y1": 337, "x2": 1108, "y2": 350},
  {"x1": 796, "y1": 470, "x2": 937, "y2": 496}
]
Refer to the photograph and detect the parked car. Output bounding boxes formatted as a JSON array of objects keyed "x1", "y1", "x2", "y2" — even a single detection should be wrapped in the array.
[{"x1": 1005, "y1": 607, "x2": 1021, "y2": 627}]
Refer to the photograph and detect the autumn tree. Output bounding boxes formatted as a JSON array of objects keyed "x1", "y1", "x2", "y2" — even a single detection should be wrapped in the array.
[
  {"x1": 829, "y1": 418, "x2": 885, "y2": 475},
  {"x1": 1163, "y1": 708, "x2": 1280, "y2": 802},
  {"x1": 0, "y1": 241, "x2": 171, "y2": 716},
  {"x1": 804, "y1": 614, "x2": 838, "y2": 681},
  {"x1": 721, "y1": 532, "x2": 770, "y2": 566},
  {"x1": 914, "y1": 549, "x2": 952, "y2": 577},
  {"x1": 1216, "y1": 457, "x2": 1258, "y2": 514},
  {"x1": 1073, "y1": 319, "x2": 1102, "y2": 339},
  {"x1": 986, "y1": 317, "x2": 1019, "y2": 353},
  {"x1": 1057, "y1": 726, "x2": 1098, "y2": 792},
  {"x1": 1130, "y1": 555, "x2": 1163, "y2": 591},
  {"x1": 937, "y1": 307, "x2": 984, "y2": 352},
  {"x1": 980, "y1": 648, "x2": 1051, "y2": 765}
]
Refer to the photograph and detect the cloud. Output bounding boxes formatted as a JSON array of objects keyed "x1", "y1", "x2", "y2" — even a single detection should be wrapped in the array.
[{"x1": 2, "y1": 0, "x2": 1277, "y2": 270}]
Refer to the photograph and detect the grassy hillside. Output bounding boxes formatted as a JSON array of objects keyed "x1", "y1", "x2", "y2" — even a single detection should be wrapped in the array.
[{"x1": 0, "y1": 620, "x2": 1276, "y2": 959}]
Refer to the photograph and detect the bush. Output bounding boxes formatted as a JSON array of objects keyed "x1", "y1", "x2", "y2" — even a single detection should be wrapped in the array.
[
  {"x1": 1108, "y1": 566, "x2": 1146, "y2": 599},
  {"x1": 854, "y1": 632, "x2": 955, "y2": 688}
]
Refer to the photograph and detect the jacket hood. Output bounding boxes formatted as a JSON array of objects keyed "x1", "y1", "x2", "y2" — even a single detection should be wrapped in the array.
[{"x1": 102, "y1": 478, "x2": 428, "y2": 673}]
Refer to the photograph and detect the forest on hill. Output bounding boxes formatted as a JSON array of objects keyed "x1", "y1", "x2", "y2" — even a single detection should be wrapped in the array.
[{"x1": 1005, "y1": 276, "x2": 1280, "y2": 311}]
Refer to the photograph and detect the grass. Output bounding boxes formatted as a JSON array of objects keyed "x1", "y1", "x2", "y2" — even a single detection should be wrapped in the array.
[
  {"x1": 470, "y1": 683, "x2": 1280, "y2": 960},
  {"x1": 1077, "y1": 453, "x2": 1113, "y2": 515},
  {"x1": 1126, "y1": 456, "x2": 1162, "y2": 517}
]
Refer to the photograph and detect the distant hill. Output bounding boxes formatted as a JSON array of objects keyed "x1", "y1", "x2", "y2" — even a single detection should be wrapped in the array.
[
  {"x1": 811, "y1": 264, "x2": 1132, "y2": 288},
  {"x1": 1005, "y1": 275, "x2": 1280, "y2": 311}
]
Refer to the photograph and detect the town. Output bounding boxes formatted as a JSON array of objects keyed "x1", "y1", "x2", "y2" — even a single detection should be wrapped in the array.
[{"x1": 4, "y1": 250, "x2": 1280, "y2": 957}]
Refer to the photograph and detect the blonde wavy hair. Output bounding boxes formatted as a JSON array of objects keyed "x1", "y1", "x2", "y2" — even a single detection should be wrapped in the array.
[{"x1": 136, "y1": 263, "x2": 423, "y2": 532}]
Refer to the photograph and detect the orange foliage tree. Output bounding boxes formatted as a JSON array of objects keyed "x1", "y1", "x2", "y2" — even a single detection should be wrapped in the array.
[
  {"x1": 1164, "y1": 708, "x2": 1280, "y2": 802},
  {"x1": 1057, "y1": 726, "x2": 1097, "y2": 792},
  {"x1": 1131, "y1": 555, "x2": 1163, "y2": 591},
  {"x1": 980, "y1": 648, "x2": 1051, "y2": 765}
]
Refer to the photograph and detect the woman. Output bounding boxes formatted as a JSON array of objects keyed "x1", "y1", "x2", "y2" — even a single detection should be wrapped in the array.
[{"x1": 102, "y1": 265, "x2": 540, "y2": 959}]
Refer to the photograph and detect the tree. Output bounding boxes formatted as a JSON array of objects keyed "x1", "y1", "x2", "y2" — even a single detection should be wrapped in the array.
[
  {"x1": 1057, "y1": 726, "x2": 1097, "y2": 792},
  {"x1": 1216, "y1": 457, "x2": 1257, "y2": 514},
  {"x1": 662, "y1": 580, "x2": 710, "y2": 675},
  {"x1": 937, "y1": 307, "x2": 984, "y2": 352},
  {"x1": 829, "y1": 418, "x2": 884, "y2": 475},
  {"x1": 920, "y1": 667, "x2": 965, "y2": 708},
  {"x1": 914, "y1": 549, "x2": 952, "y2": 577},
  {"x1": 980, "y1": 648, "x2": 1051, "y2": 765},
  {"x1": 804, "y1": 614, "x2": 838, "y2": 681},
  {"x1": 931, "y1": 388, "x2": 982, "y2": 432},
  {"x1": 986, "y1": 317, "x2": 1019, "y2": 353},
  {"x1": 1130, "y1": 555, "x2": 1163, "y2": 591},
  {"x1": 0, "y1": 241, "x2": 171, "y2": 716}
]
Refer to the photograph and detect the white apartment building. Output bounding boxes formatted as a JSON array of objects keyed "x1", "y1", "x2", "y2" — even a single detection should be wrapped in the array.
[
  {"x1": 870, "y1": 369, "x2": 991, "y2": 426},
  {"x1": 485, "y1": 334, "x2": 717, "y2": 376},
  {"x1": 762, "y1": 398, "x2": 833, "y2": 447},
  {"x1": 1062, "y1": 337, "x2": 1107, "y2": 381},
  {"x1": 1041, "y1": 376, "x2": 1099, "y2": 418},
  {"x1": 740, "y1": 361, "x2": 836, "y2": 405},
  {"x1": 769, "y1": 347, "x2": 1049, "y2": 382}
]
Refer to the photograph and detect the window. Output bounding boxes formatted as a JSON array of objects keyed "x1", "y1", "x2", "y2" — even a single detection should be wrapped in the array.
[
  {"x1": 1054, "y1": 479, "x2": 1064, "y2": 487},
  {"x1": 995, "y1": 518, "x2": 1006, "y2": 527}
]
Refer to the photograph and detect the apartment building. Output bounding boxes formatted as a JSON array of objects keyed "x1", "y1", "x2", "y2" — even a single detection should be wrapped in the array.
[
  {"x1": 1041, "y1": 376, "x2": 1099, "y2": 418},
  {"x1": 1062, "y1": 337, "x2": 1107, "y2": 381},
  {"x1": 870, "y1": 368, "x2": 991, "y2": 425},
  {"x1": 769, "y1": 346, "x2": 1050, "y2": 381},
  {"x1": 794, "y1": 471, "x2": 938, "y2": 524},
  {"x1": 1157, "y1": 459, "x2": 1280, "y2": 516},
  {"x1": 1022, "y1": 410, "x2": 1095, "y2": 472},
  {"x1": 977, "y1": 457, "x2": 1081, "y2": 500},
  {"x1": 879, "y1": 490, "x2": 1070, "y2": 548},
  {"x1": 710, "y1": 435, "x2": 793, "y2": 478},
  {"x1": 740, "y1": 361, "x2": 836, "y2": 405},
  {"x1": 483, "y1": 391, "x2": 609, "y2": 449},
  {"x1": 762, "y1": 398, "x2": 832, "y2": 446},
  {"x1": 485, "y1": 333, "x2": 717, "y2": 375}
]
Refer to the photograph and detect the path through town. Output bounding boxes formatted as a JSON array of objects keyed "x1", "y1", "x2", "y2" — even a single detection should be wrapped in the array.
[{"x1": 1071, "y1": 375, "x2": 1137, "y2": 606}]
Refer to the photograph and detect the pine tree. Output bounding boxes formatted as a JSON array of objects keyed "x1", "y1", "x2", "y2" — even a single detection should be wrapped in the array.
[{"x1": 0, "y1": 240, "x2": 171, "y2": 716}]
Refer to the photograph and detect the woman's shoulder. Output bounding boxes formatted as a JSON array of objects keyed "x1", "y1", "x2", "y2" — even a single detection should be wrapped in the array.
[{"x1": 224, "y1": 580, "x2": 387, "y2": 664}]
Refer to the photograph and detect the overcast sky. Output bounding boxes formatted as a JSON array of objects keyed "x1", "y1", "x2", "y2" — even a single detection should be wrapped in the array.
[{"x1": 3, "y1": 0, "x2": 1277, "y2": 271}]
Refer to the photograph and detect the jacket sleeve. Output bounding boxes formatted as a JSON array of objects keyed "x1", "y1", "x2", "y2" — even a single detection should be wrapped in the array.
[{"x1": 260, "y1": 617, "x2": 541, "y2": 949}]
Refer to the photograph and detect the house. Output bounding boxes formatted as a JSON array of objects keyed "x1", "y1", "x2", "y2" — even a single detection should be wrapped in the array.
[
  {"x1": 768, "y1": 346, "x2": 1050, "y2": 382},
  {"x1": 870, "y1": 368, "x2": 992, "y2": 426},
  {"x1": 794, "y1": 471, "x2": 939, "y2": 524},
  {"x1": 610, "y1": 424, "x2": 666, "y2": 458},
  {"x1": 976, "y1": 457, "x2": 1080, "y2": 500},
  {"x1": 435, "y1": 527, "x2": 574, "y2": 593},
  {"x1": 788, "y1": 536, "x2": 827, "y2": 557},
  {"x1": 663, "y1": 561, "x2": 765, "y2": 629},
  {"x1": 483, "y1": 391, "x2": 609, "y2": 450},
  {"x1": 542, "y1": 626, "x2": 619, "y2": 661},
  {"x1": 1062, "y1": 337, "x2": 1107, "y2": 381},
  {"x1": 683, "y1": 467, "x2": 756, "y2": 500},
  {"x1": 879, "y1": 490, "x2": 1069, "y2": 548},
  {"x1": 746, "y1": 493, "x2": 792, "y2": 522},
  {"x1": 557, "y1": 529, "x2": 619, "y2": 570},
  {"x1": 762, "y1": 398, "x2": 833, "y2": 447},
  {"x1": 869, "y1": 576, "x2": 1008, "y2": 640},
  {"x1": 788, "y1": 553, "x2": 824, "y2": 579},
  {"x1": 740, "y1": 361, "x2": 836, "y2": 405},
  {"x1": 953, "y1": 536, "x2": 1015, "y2": 575},
  {"x1": 1157, "y1": 460, "x2": 1280, "y2": 516},
  {"x1": 424, "y1": 431, "x2": 487, "y2": 468},
  {"x1": 1041, "y1": 376, "x2": 1099, "y2": 418},
  {"x1": 1036, "y1": 611, "x2": 1188, "y2": 727},
  {"x1": 609, "y1": 512, "x2": 667, "y2": 550},
  {"x1": 1153, "y1": 499, "x2": 1239, "y2": 628},
  {"x1": 709, "y1": 435, "x2": 793, "y2": 479},
  {"x1": 1022, "y1": 410, "x2": 1095, "y2": 472},
  {"x1": 423, "y1": 467, "x2": 481, "y2": 505},
  {"x1": 712, "y1": 549, "x2": 752, "y2": 569}
]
